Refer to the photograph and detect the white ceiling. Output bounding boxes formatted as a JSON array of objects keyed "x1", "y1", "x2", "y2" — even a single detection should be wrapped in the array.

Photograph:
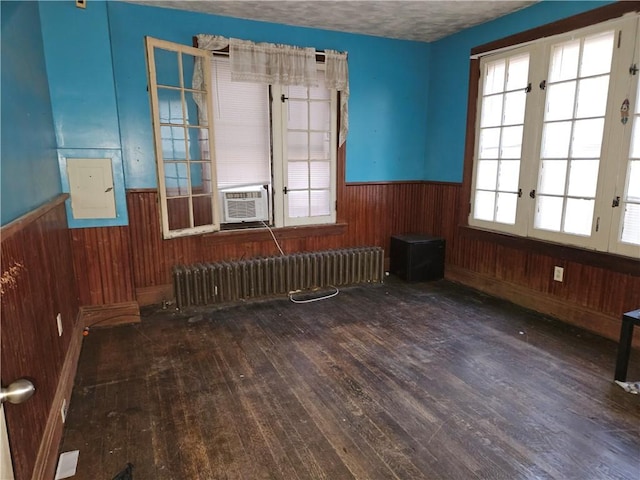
[{"x1": 127, "y1": 0, "x2": 539, "y2": 42}]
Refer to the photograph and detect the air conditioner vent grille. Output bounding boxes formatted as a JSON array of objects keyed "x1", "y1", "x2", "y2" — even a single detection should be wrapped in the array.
[{"x1": 227, "y1": 199, "x2": 257, "y2": 219}]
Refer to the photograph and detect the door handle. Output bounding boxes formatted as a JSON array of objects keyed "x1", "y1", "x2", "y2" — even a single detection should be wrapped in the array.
[{"x1": 0, "y1": 378, "x2": 35, "y2": 405}]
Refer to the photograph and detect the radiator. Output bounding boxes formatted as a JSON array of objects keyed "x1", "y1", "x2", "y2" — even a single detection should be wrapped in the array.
[{"x1": 172, "y1": 247, "x2": 384, "y2": 309}]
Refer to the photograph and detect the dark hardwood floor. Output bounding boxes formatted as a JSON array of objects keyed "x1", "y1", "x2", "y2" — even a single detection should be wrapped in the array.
[{"x1": 60, "y1": 279, "x2": 640, "y2": 479}]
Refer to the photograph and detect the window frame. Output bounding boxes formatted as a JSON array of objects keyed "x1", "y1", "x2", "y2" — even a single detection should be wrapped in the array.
[
  {"x1": 465, "y1": 7, "x2": 640, "y2": 259},
  {"x1": 147, "y1": 37, "x2": 340, "y2": 239},
  {"x1": 145, "y1": 37, "x2": 220, "y2": 239}
]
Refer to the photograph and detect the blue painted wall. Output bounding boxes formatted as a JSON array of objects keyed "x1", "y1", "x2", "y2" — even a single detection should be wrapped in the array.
[
  {"x1": 1, "y1": 1, "x2": 61, "y2": 225},
  {"x1": 39, "y1": 0, "x2": 128, "y2": 227},
  {"x1": 425, "y1": 0, "x2": 614, "y2": 182},
  {"x1": 106, "y1": 1, "x2": 431, "y2": 186}
]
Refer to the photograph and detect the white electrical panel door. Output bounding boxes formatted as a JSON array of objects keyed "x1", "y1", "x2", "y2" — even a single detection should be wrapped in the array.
[{"x1": 66, "y1": 158, "x2": 116, "y2": 219}]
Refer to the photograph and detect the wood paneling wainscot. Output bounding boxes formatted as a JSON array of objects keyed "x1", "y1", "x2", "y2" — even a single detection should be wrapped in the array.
[{"x1": 0, "y1": 195, "x2": 81, "y2": 480}]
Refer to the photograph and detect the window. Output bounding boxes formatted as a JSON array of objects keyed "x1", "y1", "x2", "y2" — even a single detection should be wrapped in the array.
[
  {"x1": 146, "y1": 37, "x2": 339, "y2": 239},
  {"x1": 470, "y1": 15, "x2": 640, "y2": 257}
]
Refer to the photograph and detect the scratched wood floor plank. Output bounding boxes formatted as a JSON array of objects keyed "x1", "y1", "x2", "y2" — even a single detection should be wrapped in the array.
[{"x1": 60, "y1": 279, "x2": 640, "y2": 479}]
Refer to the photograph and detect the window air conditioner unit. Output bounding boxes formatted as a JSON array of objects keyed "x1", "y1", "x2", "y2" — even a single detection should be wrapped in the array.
[{"x1": 220, "y1": 186, "x2": 269, "y2": 223}]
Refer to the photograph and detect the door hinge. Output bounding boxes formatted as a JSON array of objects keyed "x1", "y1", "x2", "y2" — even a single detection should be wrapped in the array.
[
  {"x1": 281, "y1": 94, "x2": 289, "y2": 103},
  {"x1": 525, "y1": 83, "x2": 532, "y2": 93},
  {"x1": 518, "y1": 188, "x2": 523, "y2": 198},
  {"x1": 539, "y1": 80, "x2": 546, "y2": 90},
  {"x1": 595, "y1": 216, "x2": 600, "y2": 232},
  {"x1": 283, "y1": 186, "x2": 288, "y2": 194},
  {"x1": 630, "y1": 64, "x2": 639, "y2": 76},
  {"x1": 612, "y1": 196, "x2": 621, "y2": 207},
  {"x1": 529, "y1": 189, "x2": 536, "y2": 199}
]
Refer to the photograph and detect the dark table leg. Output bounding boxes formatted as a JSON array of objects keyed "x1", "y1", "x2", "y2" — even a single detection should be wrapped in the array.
[{"x1": 614, "y1": 317, "x2": 634, "y2": 381}]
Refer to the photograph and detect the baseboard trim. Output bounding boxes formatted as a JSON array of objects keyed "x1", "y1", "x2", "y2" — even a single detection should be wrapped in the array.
[
  {"x1": 136, "y1": 284, "x2": 173, "y2": 307},
  {"x1": 31, "y1": 318, "x2": 83, "y2": 480},
  {"x1": 445, "y1": 264, "x2": 640, "y2": 347},
  {"x1": 80, "y1": 301, "x2": 140, "y2": 329}
]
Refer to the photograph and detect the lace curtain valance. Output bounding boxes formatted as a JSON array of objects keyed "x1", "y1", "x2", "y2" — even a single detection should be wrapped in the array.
[{"x1": 193, "y1": 34, "x2": 349, "y2": 146}]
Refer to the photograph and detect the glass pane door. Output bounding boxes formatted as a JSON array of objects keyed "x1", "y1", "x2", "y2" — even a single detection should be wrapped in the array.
[
  {"x1": 282, "y1": 71, "x2": 336, "y2": 225},
  {"x1": 534, "y1": 30, "x2": 615, "y2": 237}
]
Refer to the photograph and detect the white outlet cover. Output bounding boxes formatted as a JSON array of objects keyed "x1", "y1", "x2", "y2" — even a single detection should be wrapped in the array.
[
  {"x1": 553, "y1": 266, "x2": 564, "y2": 282},
  {"x1": 55, "y1": 450, "x2": 79, "y2": 479}
]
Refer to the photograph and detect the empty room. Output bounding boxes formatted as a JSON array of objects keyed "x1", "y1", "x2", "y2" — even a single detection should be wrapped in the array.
[{"x1": 1, "y1": 1, "x2": 639, "y2": 479}]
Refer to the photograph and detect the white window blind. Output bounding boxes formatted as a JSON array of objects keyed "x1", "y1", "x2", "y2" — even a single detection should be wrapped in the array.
[{"x1": 211, "y1": 56, "x2": 271, "y2": 189}]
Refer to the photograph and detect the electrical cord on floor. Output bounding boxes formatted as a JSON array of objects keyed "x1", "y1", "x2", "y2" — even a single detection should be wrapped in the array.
[{"x1": 289, "y1": 286, "x2": 340, "y2": 303}]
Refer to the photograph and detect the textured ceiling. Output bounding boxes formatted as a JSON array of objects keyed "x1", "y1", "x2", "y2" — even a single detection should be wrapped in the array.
[{"x1": 127, "y1": 1, "x2": 539, "y2": 42}]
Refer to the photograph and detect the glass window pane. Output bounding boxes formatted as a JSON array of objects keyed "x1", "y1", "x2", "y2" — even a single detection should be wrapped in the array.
[
  {"x1": 310, "y1": 190, "x2": 331, "y2": 216},
  {"x1": 310, "y1": 101, "x2": 331, "y2": 131},
  {"x1": 497, "y1": 160, "x2": 520, "y2": 192},
  {"x1": 538, "y1": 160, "x2": 567, "y2": 196},
  {"x1": 621, "y1": 203, "x2": 640, "y2": 245},
  {"x1": 190, "y1": 162, "x2": 206, "y2": 193},
  {"x1": 288, "y1": 132, "x2": 308, "y2": 160},
  {"x1": 575, "y1": 76, "x2": 609, "y2": 118},
  {"x1": 481, "y1": 95, "x2": 503, "y2": 128},
  {"x1": 564, "y1": 198, "x2": 594, "y2": 235},
  {"x1": 287, "y1": 100, "x2": 308, "y2": 129},
  {"x1": 309, "y1": 74, "x2": 329, "y2": 100},
  {"x1": 192, "y1": 128, "x2": 210, "y2": 162},
  {"x1": 288, "y1": 162, "x2": 309, "y2": 189},
  {"x1": 310, "y1": 161, "x2": 330, "y2": 189},
  {"x1": 541, "y1": 122, "x2": 571, "y2": 158},
  {"x1": 535, "y1": 195, "x2": 563, "y2": 231},
  {"x1": 474, "y1": 190, "x2": 496, "y2": 221},
  {"x1": 501, "y1": 126, "x2": 523, "y2": 159},
  {"x1": 193, "y1": 195, "x2": 213, "y2": 227},
  {"x1": 496, "y1": 192, "x2": 517, "y2": 224},
  {"x1": 158, "y1": 88, "x2": 184, "y2": 124},
  {"x1": 571, "y1": 118, "x2": 604, "y2": 158},
  {"x1": 545, "y1": 82, "x2": 576, "y2": 121},
  {"x1": 549, "y1": 40, "x2": 580, "y2": 83},
  {"x1": 567, "y1": 159, "x2": 599, "y2": 198},
  {"x1": 185, "y1": 89, "x2": 205, "y2": 127},
  {"x1": 288, "y1": 85, "x2": 308, "y2": 99},
  {"x1": 627, "y1": 160, "x2": 640, "y2": 201},
  {"x1": 310, "y1": 132, "x2": 330, "y2": 160},
  {"x1": 630, "y1": 122, "x2": 640, "y2": 158},
  {"x1": 288, "y1": 191, "x2": 309, "y2": 218},
  {"x1": 164, "y1": 162, "x2": 189, "y2": 197},
  {"x1": 155, "y1": 48, "x2": 180, "y2": 87},
  {"x1": 161, "y1": 126, "x2": 186, "y2": 160},
  {"x1": 580, "y1": 31, "x2": 614, "y2": 77},
  {"x1": 503, "y1": 91, "x2": 526, "y2": 125},
  {"x1": 186, "y1": 127, "x2": 208, "y2": 161},
  {"x1": 167, "y1": 197, "x2": 190, "y2": 230},
  {"x1": 476, "y1": 160, "x2": 498, "y2": 190},
  {"x1": 484, "y1": 59, "x2": 505, "y2": 95},
  {"x1": 479, "y1": 128, "x2": 500, "y2": 159},
  {"x1": 506, "y1": 54, "x2": 529, "y2": 91}
]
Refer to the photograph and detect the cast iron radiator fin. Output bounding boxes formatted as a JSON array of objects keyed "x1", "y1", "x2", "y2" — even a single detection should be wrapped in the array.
[{"x1": 172, "y1": 247, "x2": 384, "y2": 310}]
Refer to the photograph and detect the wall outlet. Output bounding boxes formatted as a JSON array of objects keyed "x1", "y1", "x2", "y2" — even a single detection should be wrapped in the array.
[
  {"x1": 553, "y1": 266, "x2": 564, "y2": 282},
  {"x1": 61, "y1": 398, "x2": 67, "y2": 423},
  {"x1": 56, "y1": 313, "x2": 63, "y2": 337}
]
